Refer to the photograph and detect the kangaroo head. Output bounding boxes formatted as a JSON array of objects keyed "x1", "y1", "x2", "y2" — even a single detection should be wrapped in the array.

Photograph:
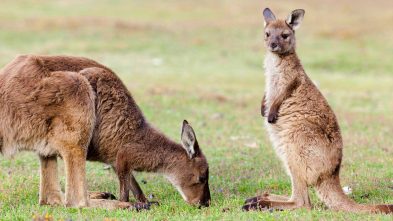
[
  {"x1": 166, "y1": 120, "x2": 210, "y2": 207},
  {"x1": 263, "y1": 8, "x2": 305, "y2": 55}
]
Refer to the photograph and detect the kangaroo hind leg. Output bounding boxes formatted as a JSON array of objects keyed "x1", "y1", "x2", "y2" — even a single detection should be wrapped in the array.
[
  {"x1": 39, "y1": 155, "x2": 64, "y2": 206},
  {"x1": 243, "y1": 174, "x2": 311, "y2": 211}
]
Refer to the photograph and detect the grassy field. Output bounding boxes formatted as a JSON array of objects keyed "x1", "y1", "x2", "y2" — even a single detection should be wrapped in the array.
[{"x1": 0, "y1": 0, "x2": 392, "y2": 220}]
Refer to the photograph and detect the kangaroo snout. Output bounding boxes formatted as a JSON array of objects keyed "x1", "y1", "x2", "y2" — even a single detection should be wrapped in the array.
[
  {"x1": 270, "y1": 42, "x2": 278, "y2": 50},
  {"x1": 199, "y1": 183, "x2": 211, "y2": 207}
]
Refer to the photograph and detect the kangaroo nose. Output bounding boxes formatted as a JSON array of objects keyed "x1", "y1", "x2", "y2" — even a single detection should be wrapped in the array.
[
  {"x1": 200, "y1": 199, "x2": 210, "y2": 208},
  {"x1": 199, "y1": 183, "x2": 211, "y2": 207},
  {"x1": 270, "y1": 43, "x2": 278, "y2": 49}
]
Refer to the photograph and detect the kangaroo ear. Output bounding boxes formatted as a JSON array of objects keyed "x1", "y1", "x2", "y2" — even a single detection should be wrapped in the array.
[
  {"x1": 286, "y1": 9, "x2": 305, "y2": 30},
  {"x1": 263, "y1": 8, "x2": 276, "y2": 27},
  {"x1": 181, "y1": 120, "x2": 199, "y2": 159}
]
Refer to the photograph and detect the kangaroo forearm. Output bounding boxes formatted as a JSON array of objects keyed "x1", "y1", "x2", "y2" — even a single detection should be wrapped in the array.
[
  {"x1": 271, "y1": 78, "x2": 299, "y2": 111},
  {"x1": 268, "y1": 78, "x2": 299, "y2": 123},
  {"x1": 261, "y1": 94, "x2": 267, "y2": 117},
  {"x1": 129, "y1": 175, "x2": 147, "y2": 203},
  {"x1": 269, "y1": 96, "x2": 284, "y2": 115}
]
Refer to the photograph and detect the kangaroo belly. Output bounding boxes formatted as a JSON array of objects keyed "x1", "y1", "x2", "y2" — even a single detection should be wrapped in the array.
[
  {"x1": 1, "y1": 139, "x2": 58, "y2": 158},
  {"x1": 265, "y1": 111, "x2": 343, "y2": 185}
]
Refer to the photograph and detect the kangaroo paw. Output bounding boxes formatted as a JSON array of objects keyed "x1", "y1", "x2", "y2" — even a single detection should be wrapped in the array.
[
  {"x1": 132, "y1": 202, "x2": 151, "y2": 211},
  {"x1": 267, "y1": 111, "x2": 278, "y2": 123}
]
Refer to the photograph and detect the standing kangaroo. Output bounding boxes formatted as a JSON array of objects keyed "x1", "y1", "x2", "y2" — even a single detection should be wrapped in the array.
[
  {"x1": 242, "y1": 8, "x2": 392, "y2": 213},
  {"x1": 0, "y1": 55, "x2": 210, "y2": 209}
]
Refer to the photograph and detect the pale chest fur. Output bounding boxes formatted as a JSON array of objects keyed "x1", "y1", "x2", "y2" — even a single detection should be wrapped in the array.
[
  {"x1": 264, "y1": 53, "x2": 282, "y2": 106},
  {"x1": 263, "y1": 53, "x2": 290, "y2": 169}
]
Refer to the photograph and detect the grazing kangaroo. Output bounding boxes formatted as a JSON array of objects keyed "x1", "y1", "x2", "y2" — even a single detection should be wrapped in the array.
[
  {"x1": 0, "y1": 55, "x2": 210, "y2": 209},
  {"x1": 242, "y1": 8, "x2": 392, "y2": 213}
]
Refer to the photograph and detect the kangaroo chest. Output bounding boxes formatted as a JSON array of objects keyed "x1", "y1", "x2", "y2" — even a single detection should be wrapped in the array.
[{"x1": 264, "y1": 54, "x2": 282, "y2": 106}]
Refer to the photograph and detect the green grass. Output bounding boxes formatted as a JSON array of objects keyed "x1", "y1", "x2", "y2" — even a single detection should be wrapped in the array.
[{"x1": 0, "y1": 0, "x2": 392, "y2": 220}]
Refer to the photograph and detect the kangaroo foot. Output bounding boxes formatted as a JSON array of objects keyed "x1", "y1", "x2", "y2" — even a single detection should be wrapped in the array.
[
  {"x1": 242, "y1": 197, "x2": 275, "y2": 211},
  {"x1": 89, "y1": 191, "x2": 117, "y2": 200},
  {"x1": 244, "y1": 192, "x2": 269, "y2": 204},
  {"x1": 244, "y1": 193, "x2": 290, "y2": 204},
  {"x1": 242, "y1": 196, "x2": 297, "y2": 211},
  {"x1": 39, "y1": 190, "x2": 64, "y2": 206},
  {"x1": 89, "y1": 199, "x2": 151, "y2": 210}
]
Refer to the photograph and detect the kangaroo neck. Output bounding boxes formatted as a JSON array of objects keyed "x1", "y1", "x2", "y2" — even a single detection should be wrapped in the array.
[
  {"x1": 141, "y1": 125, "x2": 187, "y2": 173},
  {"x1": 264, "y1": 50, "x2": 301, "y2": 76}
]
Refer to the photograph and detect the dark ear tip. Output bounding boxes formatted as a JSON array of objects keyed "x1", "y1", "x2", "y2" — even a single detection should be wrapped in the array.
[
  {"x1": 183, "y1": 119, "x2": 189, "y2": 125},
  {"x1": 294, "y1": 9, "x2": 305, "y2": 14},
  {"x1": 263, "y1": 8, "x2": 271, "y2": 13}
]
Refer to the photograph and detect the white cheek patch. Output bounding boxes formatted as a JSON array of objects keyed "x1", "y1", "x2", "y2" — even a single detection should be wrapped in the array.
[
  {"x1": 175, "y1": 185, "x2": 188, "y2": 201},
  {"x1": 165, "y1": 174, "x2": 188, "y2": 202}
]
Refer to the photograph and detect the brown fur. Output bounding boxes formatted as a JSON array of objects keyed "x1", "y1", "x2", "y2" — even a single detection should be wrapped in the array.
[
  {"x1": 242, "y1": 8, "x2": 392, "y2": 214},
  {"x1": 0, "y1": 55, "x2": 210, "y2": 208},
  {"x1": 80, "y1": 67, "x2": 210, "y2": 206}
]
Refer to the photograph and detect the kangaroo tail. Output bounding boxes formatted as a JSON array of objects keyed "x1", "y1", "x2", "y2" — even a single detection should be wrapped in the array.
[{"x1": 315, "y1": 175, "x2": 393, "y2": 214}]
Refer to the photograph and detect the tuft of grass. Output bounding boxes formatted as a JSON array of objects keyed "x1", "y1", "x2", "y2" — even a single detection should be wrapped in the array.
[{"x1": 0, "y1": 0, "x2": 392, "y2": 220}]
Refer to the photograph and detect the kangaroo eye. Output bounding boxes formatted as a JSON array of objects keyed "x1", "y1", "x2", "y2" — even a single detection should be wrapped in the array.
[
  {"x1": 281, "y1": 34, "x2": 289, "y2": 39},
  {"x1": 265, "y1": 32, "x2": 270, "y2": 38},
  {"x1": 198, "y1": 175, "x2": 207, "y2": 183}
]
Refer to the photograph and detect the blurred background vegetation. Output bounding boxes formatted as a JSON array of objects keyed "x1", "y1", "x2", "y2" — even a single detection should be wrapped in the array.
[{"x1": 0, "y1": 0, "x2": 392, "y2": 220}]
